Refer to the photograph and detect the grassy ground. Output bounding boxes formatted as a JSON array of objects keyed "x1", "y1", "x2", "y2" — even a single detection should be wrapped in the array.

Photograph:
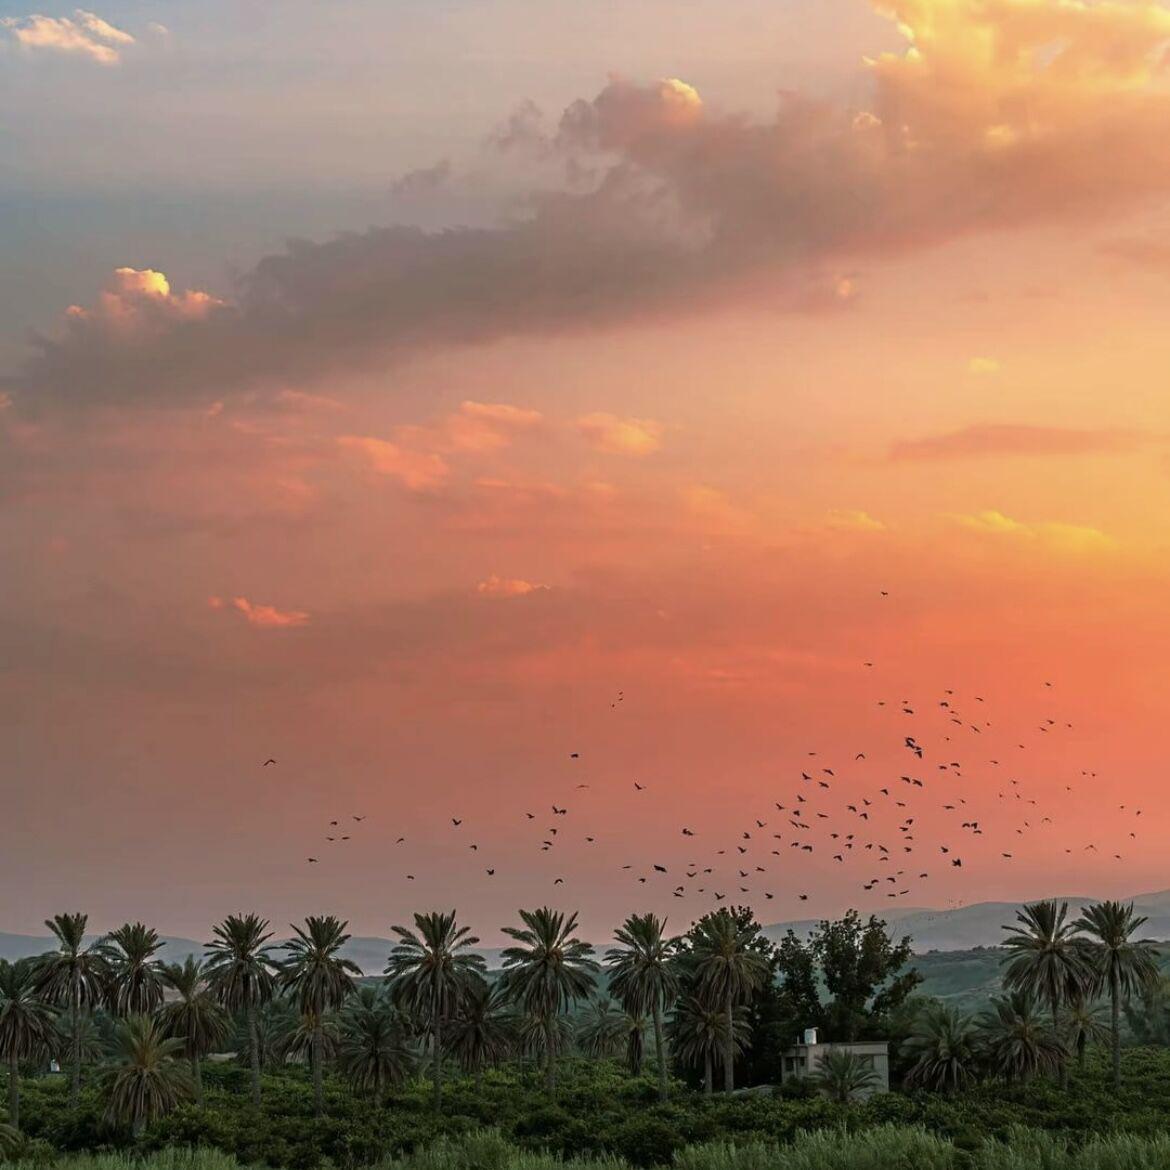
[{"x1": 11, "y1": 1128, "x2": 1170, "y2": 1170}]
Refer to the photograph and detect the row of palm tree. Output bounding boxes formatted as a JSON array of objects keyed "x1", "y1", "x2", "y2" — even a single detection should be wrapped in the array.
[
  {"x1": 902, "y1": 899, "x2": 1160, "y2": 1093},
  {"x1": 1, "y1": 904, "x2": 772, "y2": 1134},
  {"x1": 4, "y1": 897, "x2": 1155, "y2": 1138},
  {"x1": 1001, "y1": 899, "x2": 1158, "y2": 1089}
]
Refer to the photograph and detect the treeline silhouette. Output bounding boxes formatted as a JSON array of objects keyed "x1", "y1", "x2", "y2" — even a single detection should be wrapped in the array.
[{"x1": 0, "y1": 899, "x2": 1160, "y2": 1150}]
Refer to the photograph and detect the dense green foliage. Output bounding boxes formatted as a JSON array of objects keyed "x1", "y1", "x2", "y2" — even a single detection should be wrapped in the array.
[
  {"x1": 1, "y1": 898, "x2": 1167, "y2": 1168},
  {"x1": 7, "y1": 1046, "x2": 1170, "y2": 1167}
]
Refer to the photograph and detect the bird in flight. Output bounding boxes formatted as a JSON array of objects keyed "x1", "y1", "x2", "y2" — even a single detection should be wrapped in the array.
[{"x1": 263, "y1": 758, "x2": 276, "y2": 766}]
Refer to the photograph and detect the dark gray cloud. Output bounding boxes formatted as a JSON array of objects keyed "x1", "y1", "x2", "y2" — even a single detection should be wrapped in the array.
[{"x1": 8, "y1": 1, "x2": 1170, "y2": 412}]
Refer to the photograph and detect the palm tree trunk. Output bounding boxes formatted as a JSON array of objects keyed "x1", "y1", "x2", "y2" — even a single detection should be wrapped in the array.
[
  {"x1": 475, "y1": 1066, "x2": 484, "y2": 1093},
  {"x1": 248, "y1": 1005, "x2": 262, "y2": 1107},
  {"x1": 703, "y1": 1051, "x2": 713, "y2": 1096},
  {"x1": 723, "y1": 987, "x2": 735, "y2": 1094},
  {"x1": 544, "y1": 1016, "x2": 556, "y2": 1094},
  {"x1": 652, "y1": 1000, "x2": 668, "y2": 1102},
  {"x1": 312, "y1": 1022, "x2": 324, "y2": 1117},
  {"x1": 191, "y1": 1052, "x2": 203, "y2": 1106},
  {"x1": 1053, "y1": 1000, "x2": 1067, "y2": 1089},
  {"x1": 8, "y1": 1053, "x2": 19, "y2": 1129},
  {"x1": 69, "y1": 978, "x2": 81, "y2": 1109},
  {"x1": 1077, "y1": 1033, "x2": 1086, "y2": 1073},
  {"x1": 432, "y1": 1013, "x2": 443, "y2": 1111},
  {"x1": 1111, "y1": 969, "x2": 1122, "y2": 1091}
]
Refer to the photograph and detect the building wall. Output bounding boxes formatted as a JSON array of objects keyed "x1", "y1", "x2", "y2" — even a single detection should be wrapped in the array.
[{"x1": 778, "y1": 1041, "x2": 890, "y2": 1098}]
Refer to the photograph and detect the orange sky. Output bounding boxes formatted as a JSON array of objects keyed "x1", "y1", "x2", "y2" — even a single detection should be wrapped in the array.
[{"x1": 4, "y1": 0, "x2": 1170, "y2": 943}]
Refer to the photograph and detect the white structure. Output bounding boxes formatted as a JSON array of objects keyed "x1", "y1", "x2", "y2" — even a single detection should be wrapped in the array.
[{"x1": 778, "y1": 1028, "x2": 890, "y2": 1098}]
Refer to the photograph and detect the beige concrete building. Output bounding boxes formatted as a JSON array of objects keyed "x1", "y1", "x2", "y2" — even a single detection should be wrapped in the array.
[{"x1": 778, "y1": 1027, "x2": 890, "y2": 1098}]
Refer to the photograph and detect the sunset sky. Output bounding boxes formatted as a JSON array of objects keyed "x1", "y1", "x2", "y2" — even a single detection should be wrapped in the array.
[{"x1": 5, "y1": 0, "x2": 1170, "y2": 944}]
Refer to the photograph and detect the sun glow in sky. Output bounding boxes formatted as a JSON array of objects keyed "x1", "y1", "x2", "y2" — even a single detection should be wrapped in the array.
[{"x1": 4, "y1": 0, "x2": 1170, "y2": 942}]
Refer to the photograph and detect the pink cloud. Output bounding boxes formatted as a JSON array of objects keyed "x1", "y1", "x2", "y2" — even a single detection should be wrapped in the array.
[
  {"x1": 336, "y1": 435, "x2": 450, "y2": 492},
  {"x1": 232, "y1": 596, "x2": 310, "y2": 628},
  {"x1": 475, "y1": 575, "x2": 549, "y2": 598}
]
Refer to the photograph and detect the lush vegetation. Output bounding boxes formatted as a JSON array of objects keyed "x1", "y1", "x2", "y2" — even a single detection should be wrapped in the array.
[
  {"x1": 0, "y1": 899, "x2": 1165, "y2": 1168},
  {"x1": 15, "y1": 1124, "x2": 1170, "y2": 1170}
]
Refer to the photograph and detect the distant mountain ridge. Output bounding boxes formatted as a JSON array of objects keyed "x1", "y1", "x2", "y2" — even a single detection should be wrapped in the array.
[
  {"x1": 4, "y1": 889, "x2": 1169, "y2": 972},
  {"x1": 761, "y1": 888, "x2": 1170, "y2": 952}
]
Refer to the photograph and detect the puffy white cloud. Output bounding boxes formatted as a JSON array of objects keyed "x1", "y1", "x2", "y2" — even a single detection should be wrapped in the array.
[{"x1": 3, "y1": 8, "x2": 134, "y2": 63}]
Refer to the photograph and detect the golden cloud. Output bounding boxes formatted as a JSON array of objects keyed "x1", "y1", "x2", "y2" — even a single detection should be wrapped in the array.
[
  {"x1": 577, "y1": 413, "x2": 663, "y2": 455},
  {"x1": 64, "y1": 267, "x2": 223, "y2": 338},
  {"x1": 825, "y1": 508, "x2": 887, "y2": 532},
  {"x1": 951, "y1": 509, "x2": 1113, "y2": 551},
  {"x1": 967, "y1": 357, "x2": 1001, "y2": 376}
]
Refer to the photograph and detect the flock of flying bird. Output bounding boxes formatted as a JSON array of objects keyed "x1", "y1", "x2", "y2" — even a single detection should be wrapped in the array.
[{"x1": 273, "y1": 594, "x2": 1142, "y2": 913}]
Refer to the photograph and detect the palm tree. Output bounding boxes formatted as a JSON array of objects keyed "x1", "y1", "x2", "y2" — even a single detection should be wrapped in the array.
[
  {"x1": 978, "y1": 991, "x2": 1065, "y2": 1084},
  {"x1": 812, "y1": 1048, "x2": 879, "y2": 1103},
  {"x1": 338, "y1": 987, "x2": 415, "y2": 1100},
  {"x1": 447, "y1": 979, "x2": 514, "y2": 1091},
  {"x1": 606, "y1": 913, "x2": 679, "y2": 1102},
  {"x1": 34, "y1": 913, "x2": 111, "y2": 1108},
  {"x1": 385, "y1": 910, "x2": 486, "y2": 1111},
  {"x1": 106, "y1": 922, "x2": 166, "y2": 1018},
  {"x1": 902, "y1": 1003, "x2": 977, "y2": 1094},
  {"x1": 1001, "y1": 900, "x2": 1090, "y2": 1087},
  {"x1": 689, "y1": 910, "x2": 768, "y2": 1092},
  {"x1": 279, "y1": 915, "x2": 360, "y2": 1116},
  {"x1": 245, "y1": 998, "x2": 296, "y2": 1073},
  {"x1": 158, "y1": 957, "x2": 231, "y2": 1105},
  {"x1": 277, "y1": 1008, "x2": 340, "y2": 1069},
  {"x1": 0, "y1": 959, "x2": 57, "y2": 1129},
  {"x1": 1074, "y1": 900, "x2": 1160, "y2": 1089},
  {"x1": 499, "y1": 907, "x2": 598, "y2": 1093},
  {"x1": 577, "y1": 997, "x2": 626, "y2": 1061},
  {"x1": 667, "y1": 993, "x2": 749, "y2": 1095},
  {"x1": 622, "y1": 1010, "x2": 649, "y2": 1077},
  {"x1": 1061, "y1": 995, "x2": 1109, "y2": 1073},
  {"x1": 515, "y1": 1010, "x2": 575, "y2": 1075},
  {"x1": 101, "y1": 1015, "x2": 192, "y2": 1138},
  {"x1": 203, "y1": 913, "x2": 278, "y2": 1107}
]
